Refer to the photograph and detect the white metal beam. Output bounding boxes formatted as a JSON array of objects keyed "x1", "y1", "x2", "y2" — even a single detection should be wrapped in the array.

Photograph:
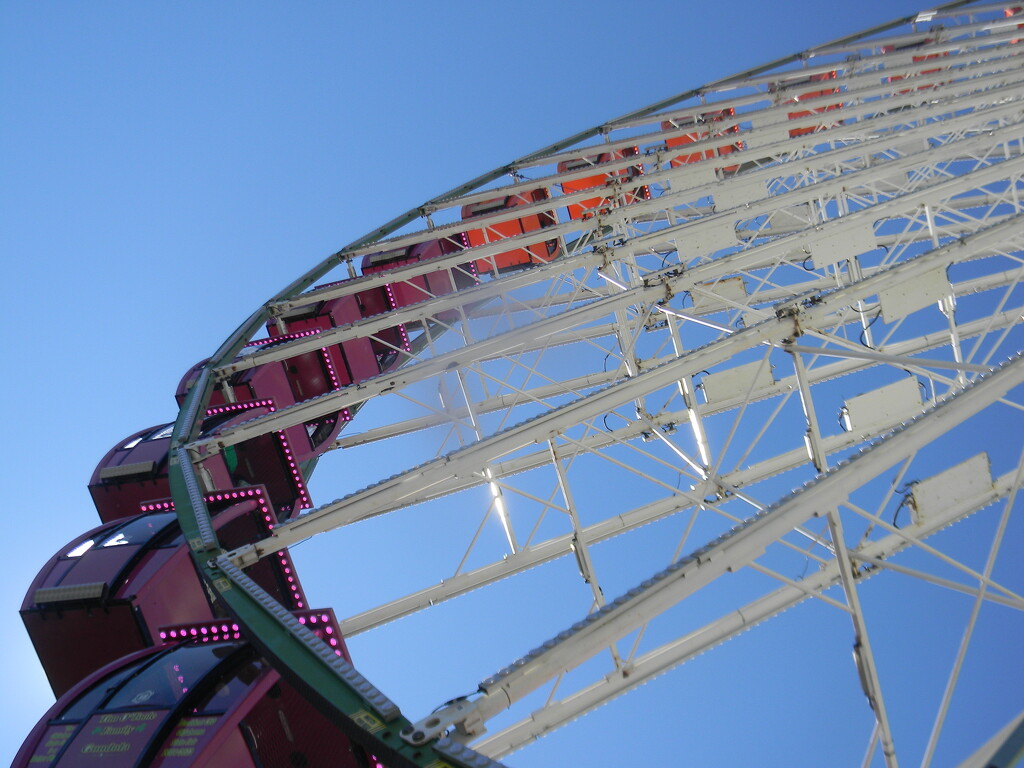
[
  {"x1": 470, "y1": 467, "x2": 1019, "y2": 758},
  {"x1": 444, "y1": 355, "x2": 1024, "y2": 741}
]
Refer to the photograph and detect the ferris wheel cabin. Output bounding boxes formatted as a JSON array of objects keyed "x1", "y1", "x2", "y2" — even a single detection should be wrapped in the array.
[
  {"x1": 361, "y1": 236, "x2": 477, "y2": 319},
  {"x1": 557, "y1": 146, "x2": 650, "y2": 221},
  {"x1": 776, "y1": 71, "x2": 844, "y2": 137},
  {"x1": 21, "y1": 494, "x2": 311, "y2": 698},
  {"x1": 88, "y1": 414, "x2": 311, "y2": 524},
  {"x1": 269, "y1": 281, "x2": 414, "y2": 376},
  {"x1": 177, "y1": 357, "x2": 352, "y2": 467},
  {"x1": 13, "y1": 636, "x2": 364, "y2": 768},
  {"x1": 460, "y1": 189, "x2": 559, "y2": 273},
  {"x1": 881, "y1": 38, "x2": 950, "y2": 93},
  {"x1": 661, "y1": 108, "x2": 743, "y2": 169}
]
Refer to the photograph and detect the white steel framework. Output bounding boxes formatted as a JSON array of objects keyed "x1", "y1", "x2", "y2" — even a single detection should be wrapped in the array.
[{"x1": 175, "y1": 4, "x2": 1024, "y2": 766}]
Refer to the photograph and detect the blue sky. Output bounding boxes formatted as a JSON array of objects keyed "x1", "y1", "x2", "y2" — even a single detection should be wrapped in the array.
[{"x1": 2, "y1": 2, "x2": 1009, "y2": 766}]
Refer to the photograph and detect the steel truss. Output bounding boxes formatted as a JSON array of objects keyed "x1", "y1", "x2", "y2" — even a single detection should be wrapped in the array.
[{"x1": 172, "y1": 4, "x2": 1024, "y2": 766}]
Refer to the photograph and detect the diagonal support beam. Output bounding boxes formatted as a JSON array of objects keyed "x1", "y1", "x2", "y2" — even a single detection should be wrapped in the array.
[
  {"x1": 470, "y1": 464, "x2": 1019, "y2": 759},
  {"x1": 410, "y1": 354, "x2": 1024, "y2": 743},
  {"x1": 826, "y1": 508, "x2": 899, "y2": 767}
]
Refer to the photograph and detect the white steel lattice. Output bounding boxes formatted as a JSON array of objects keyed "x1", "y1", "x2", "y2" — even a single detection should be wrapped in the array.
[{"x1": 183, "y1": 5, "x2": 1024, "y2": 766}]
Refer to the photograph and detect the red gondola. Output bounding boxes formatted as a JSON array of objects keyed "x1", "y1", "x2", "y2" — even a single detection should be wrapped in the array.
[
  {"x1": 89, "y1": 412, "x2": 311, "y2": 524},
  {"x1": 779, "y1": 71, "x2": 843, "y2": 137},
  {"x1": 1007, "y1": 6, "x2": 1024, "y2": 43},
  {"x1": 177, "y1": 354, "x2": 351, "y2": 466},
  {"x1": 271, "y1": 282, "x2": 409, "y2": 376},
  {"x1": 557, "y1": 147, "x2": 650, "y2": 221},
  {"x1": 21, "y1": 492, "x2": 309, "y2": 697},
  {"x1": 13, "y1": 637, "x2": 368, "y2": 768},
  {"x1": 361, "y1": 236, "x2": 476, "y2": 318},
  {"x1": 661, "y1": 108, "x2": 743, "y2": 169},
  {"x1": 460, "y1": 189, "x2": 559, "y2": 274},
  {"x1": 883, "y1": 40, "x2": 949, "y2": 93}
]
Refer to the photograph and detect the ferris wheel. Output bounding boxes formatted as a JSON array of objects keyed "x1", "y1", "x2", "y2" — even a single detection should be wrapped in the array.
[
  {"x1": 184, "y1": 3, "x2": 1024, "y2": 763},
  {"x1": 17, "y1": 2, "x2": 1024, "y2": 767}
]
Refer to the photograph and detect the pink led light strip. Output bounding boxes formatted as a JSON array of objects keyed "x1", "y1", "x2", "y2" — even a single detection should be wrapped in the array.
[
  {"x1": 322, "y1": 348, "x2": 341, "y2": 390},
  {"x1": 295, "y1": 611, "x2": 344, "y2": 657},
  {"x1": 159, "y1": 621, "x2": 243, "y2": 644},
  {"x1": 246, "y1": 328, "x2": 323, "y2": 345},
  {"x1": 279, "y1": 552, "x2": 305, "y2": 610},
  {"x1": 159, "y1": 610, "x2": 342, "y2": 656},
  {"x1": 140, "y1": 486, "x2": 266, "y2": 515},
  {"x1": 205, "y1": 399, "x2": 276, "y2": 417},
  {"x1": 276, "y1": 431, "x2": 311, "y2": 510},
  {"x1": 383, "y1": 283, "x2": 413, "y2": 353}
]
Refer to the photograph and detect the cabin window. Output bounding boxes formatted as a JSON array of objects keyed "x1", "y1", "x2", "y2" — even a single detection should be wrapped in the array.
[
  {"x1": 58, "y1": 663, "x2": 141, "y2": 721},
  {"x1": 98, "y1": 513, "x2": 178, "y2": 549},
  {"x1": 106, "y1": 644, "x2": 233, "y2": 710},
  {"x1": 64, "y1": 539, "x2": 96, "y2": 558}
]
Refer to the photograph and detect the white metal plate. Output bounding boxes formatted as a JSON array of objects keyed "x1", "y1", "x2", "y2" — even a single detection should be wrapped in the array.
[
  {"x1": 843, "y1": 376, "x2": 924, "y2": 438},
  {"x1": 701, "y1": 359, "x2": 775, "y2": 404},
  {"x1": 910, "y1": 452, "x2": 993, "y2": 525},
  {"x1": 878, "y1": 265, "x2": 950, "y2": 323}
]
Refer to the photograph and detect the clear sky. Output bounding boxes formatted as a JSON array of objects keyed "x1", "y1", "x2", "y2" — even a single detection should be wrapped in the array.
[{"x1": 2, "y1": 2, "x2": 1014, "y2": 766}]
